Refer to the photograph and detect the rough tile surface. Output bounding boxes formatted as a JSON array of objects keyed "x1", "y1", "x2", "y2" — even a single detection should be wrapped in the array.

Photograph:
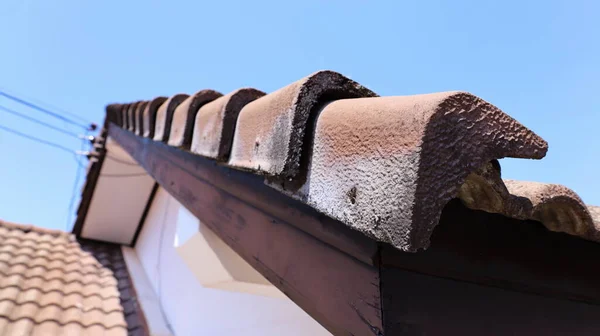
[
  {"x1": 134, "y1": 101, "x2": 149, "y2": 136},
  {"x1": 589, "y1": 206, "x2": 600, "y2": 224},
  {"x1": 153, "y1": 94, "x2": 190, "y2": 142},
  {"x1": 168, "y1": 90, "x2": 222, "y2": 148},
  {"x1": 229, "y1": 70, "x2": 377, "y2": 177},
  {"x1": 191, "y1": 88, "x2": 265, "y2": 161},
  {"x1": 459, "y1": 161, "x2": 600, "y2": 241},
  {"x1": 120, "y1": 104, "x2": 131, "y2": 130},
  {"x1": 105, "y1": 104, "x2": 123, "y2": 126},
  {"x1": 127, "y1": 103, "x2": 140, "y2": 132},
  {"x1": 300, "y1": 93, "x2": 547, "y2": 251},
  {"x1": 142, "y1": 97, "x2": 168, "y2": 139},
  {"x1": 104, "y1": 70, "x2": 599, "y2": 253},
  {"x1": 0, "y1": 220, "x2": 148, "y2": 335}
]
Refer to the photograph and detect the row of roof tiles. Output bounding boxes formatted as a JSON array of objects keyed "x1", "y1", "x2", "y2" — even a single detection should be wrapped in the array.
[
  {"x1": 0, "y1": 221, "x2": 145, "y2": 336},
  {"x1": 107, "y1": 70, "x2": 600, "y2": 252}
]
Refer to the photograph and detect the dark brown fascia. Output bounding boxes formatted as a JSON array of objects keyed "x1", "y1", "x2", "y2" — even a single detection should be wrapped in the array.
[
  {"x1": 110, "y1": 124, "x2": 600, "y2": 335},
  {"x1": 72, "y1": 121, "x2": 109, "y2": 236}
]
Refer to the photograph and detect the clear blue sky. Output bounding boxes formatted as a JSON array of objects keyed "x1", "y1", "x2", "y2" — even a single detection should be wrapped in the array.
[{"x1": 0, "y1": 1, "x2": 598, "y2": 231}]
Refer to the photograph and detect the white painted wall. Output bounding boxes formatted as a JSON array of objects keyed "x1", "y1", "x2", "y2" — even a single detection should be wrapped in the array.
[
  {"x1": 174, "y1": 205, "x2": 285, "y2": 298},
  {"x1": 134, "y1": 187, "x2": 331, "y2": 336}
]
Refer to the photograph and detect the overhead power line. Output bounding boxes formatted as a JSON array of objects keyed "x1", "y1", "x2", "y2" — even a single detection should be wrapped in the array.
[
  {"x1": 66, "y1": 139, "x2": 88, "y2": 230},
  {"x1": 104, "y1": 154, "x2": 140, "y2": 166},
  {"x1": 0, "y1": 86, "x2": 93, "y2": 124},
  {"x1": 100, "y1": 172, "x2": 149, "y2": 178},
  {"x1": 0, "y1": 104, "x2": 80, "y2": 139},
  {"x1": 0, "y1": 124, "x2": 75, "y2": 154},
  {"x1": 0, "y1": 91, "x2": 94, "y2": 130}
]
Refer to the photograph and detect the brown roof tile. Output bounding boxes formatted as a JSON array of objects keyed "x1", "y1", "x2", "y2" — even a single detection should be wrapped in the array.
[
  {"x1": 119, "y1": 104, "x2": 130, "y2": 130},
  {"x1": 457, "y1": 161, "x2": 599, "y2": 240},
  {"x1": 153, "y1": 94, "x2": 190, "y2": 142},
  {"x1": 127, "y1": 103, "x2": 141, "y2": 133},
  {"x1": 191, "y1": 88, "x2": 265, "y2": 161},
  {"x1": 229, "y1": 70, "x2": 377, "y2": 177},
  {"x1": 0, "y1": 220, "x2": 147, "y2": 335},
  {"x1": 293, "y1": 92, "x2": 548, "y2": 250},
  {"x1": 589, "y1": 206, "x2": 600, "y2": 224},
  {"x1": 103, "y1": 69, "x2": 598, "y2": 253},
  {"x1": 141, "y1": 97, "x2": 168, "y2": 139},
  {"x1": 134, "y1": 101, "x2": 149, "y2": 136},
  {"x1": 168, "y1": 89, "x2": 223, "y2": 148}
]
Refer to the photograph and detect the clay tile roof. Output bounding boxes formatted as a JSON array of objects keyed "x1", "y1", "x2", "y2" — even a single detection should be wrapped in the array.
[
  {"x1": 119, "y1": 104, "x2": 130, "y2": 130},
  {"x1": 168, "y1": 89, "x2": 223, "y2": 148},
  {"x1": 229, "y1": 70, "x2": 377, "y2": 177},
  {"x1": 141, "y1": 97, "x2": 168, "y2": 139},
  {"x1": 0, "y1": 220, "x2": 147, "y2": 335},
  {"x1": 153, "y1": 94, "x2": 190, "y2": 143},
  {"x1": 191, "y1": 88, "x2": 265, "y2": 161},
  {"x1": 298, "y1": 92, "x2": 548, "y2": 250},
  {"x1": 126, "y1": 102, "x2": 141, "y2": 133},
  {"x1": 133, "y1": 101, "x2": 149, "y2": 136},
  {"x1": 104, "y1": 69, "x2": 599, "y2": 253}
]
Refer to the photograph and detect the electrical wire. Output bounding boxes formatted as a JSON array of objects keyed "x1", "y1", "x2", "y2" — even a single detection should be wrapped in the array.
[
  {"x1": 0, "y1": 124, "x2": 75, "y2": 154},
  {"x1": 100, "y1": 172, "x2": 148, "y2": 178},
  {"x1": 0, "y1": 91, "x2": 91, "y2": 130},
  {"x1": 0, "y1": 89, "x2": 94, "y2": 230},
  {"x1": 73, "y1": 152, "x2": 145, "y2": 172},
  {"x1": 66, "y1": 140, "x2": 87, "y2": 230},
  {"x1": 0, "y1": 86, "x2": 92, "y2": 124},
  {"x1": 0, "y1": 104, "x2": 80, "y2": 138},
  {"x1": 0, "y1": 121, "x2": 83, "y2": 230},
  {"x1": 104, "y1": 154, "x2": 140, "y2": 166},
  {"x1": 74, "y1": 156, "x2": 88, "y2": 170}
]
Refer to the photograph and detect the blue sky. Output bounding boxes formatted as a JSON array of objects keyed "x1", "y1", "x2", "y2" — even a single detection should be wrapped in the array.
[{"x1": 0, "y1": 0, "x2": 598, "y2": 231}]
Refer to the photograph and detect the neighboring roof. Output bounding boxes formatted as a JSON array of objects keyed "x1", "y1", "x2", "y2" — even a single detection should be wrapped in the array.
[
  {"x1": 0, "y1": 220, "x2": 147, "y2": 335},
  {"x1": 97, "y1": 70, "x2": 598, "y2": 252}
]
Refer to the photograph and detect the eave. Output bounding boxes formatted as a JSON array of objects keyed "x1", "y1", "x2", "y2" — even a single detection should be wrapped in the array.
[
  {"x1": 104, "y1": 123, "x2": 600, "y2": 335},
  {"x1": 73, "y1": 70, "x2": 600, "y2": 335}
]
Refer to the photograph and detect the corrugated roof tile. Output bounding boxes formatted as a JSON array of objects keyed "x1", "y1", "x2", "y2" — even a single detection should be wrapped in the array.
[
  {"x1": 141, "y1": 97, "x2": 168, "y2": 139},
  {"x1": 191, "y1": 88, "x2": 265, "y2": 161},
  {"x1": 153, "y1": 94, "x2": 190, "y2": 142},
  {"x1": 3, "y1": 318, "x2": 34, "y2": 336},
  {"x1": 120, "y1": 104, "x2": 130, "y2": 130},
  {"x1": 0, "y1": 220, "x2": 148, "y2": 335},
  {"x1": 134, "y1": 101, "x2": 149, "y2": 136},
  {"x1": 168, "y1": 89, "x2": 223, "y2": 148},
  {"x1": 29, "y1": 321, "x2": 60, "y2": 336},
  {"x1": 229, "y1": 70, "x2": 377, "y2": 177},
  {"x1": 127, "y1": 102, "x2": 140, "y2": 133},
  {"x1": 291, "y1": 93, "x2": 545, "y2": 250},
  {"x1": 108, "y1": 69, "x2": 598, "y2": 253}
]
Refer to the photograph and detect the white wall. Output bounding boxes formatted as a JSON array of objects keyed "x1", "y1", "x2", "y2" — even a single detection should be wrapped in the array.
[{"x1": 134, "y1": 187, "x2": 331, "y2": 336}]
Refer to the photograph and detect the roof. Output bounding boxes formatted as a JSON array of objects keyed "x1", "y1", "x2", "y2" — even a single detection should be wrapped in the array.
[
  {"x1": 0, "y1": 220, "x2": 147, "y2": 335},
  {"x1": 98, "y1": 70, "x2": 599, "y2": 252}
]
